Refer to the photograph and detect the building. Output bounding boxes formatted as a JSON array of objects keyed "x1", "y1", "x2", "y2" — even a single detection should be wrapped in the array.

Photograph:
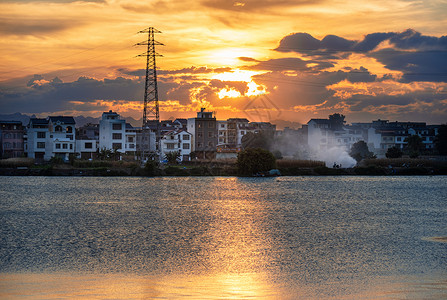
[
  {"x1": 99, "y1": 111, "x2": 126, "y2": 153},
  {"x1": 26, "y1": 116, "x2": 76, "y2": 162},
  {"x1": 76, "y1": 123, "x2": 99, "y2": 159},
  {"x1": 227, "y1": 118, "x2": 250, "y2": 147},
  {"x1": 187, "y1": 108, "x2": 217, "y2": 159},
  {"x1": 0, "y1": 121, "x2": 25, "y2": 158},
  {"x1": 160, "y1": 129, "x2": 192, "y2": 161}
]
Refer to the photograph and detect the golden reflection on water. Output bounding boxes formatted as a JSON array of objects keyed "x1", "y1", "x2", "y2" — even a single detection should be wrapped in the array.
[{"x1": 0, "y1": 272, "x2": 279, "y2": 299}]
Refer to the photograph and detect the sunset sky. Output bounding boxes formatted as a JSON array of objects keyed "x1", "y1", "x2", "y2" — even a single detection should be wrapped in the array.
[{"x1": 1, "y1": 0, "x2": 446, "y2": 126}]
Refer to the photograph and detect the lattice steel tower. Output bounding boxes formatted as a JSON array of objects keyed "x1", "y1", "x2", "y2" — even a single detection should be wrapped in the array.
[{"x1": 136, "y1": 27, "x2": 163, "y2": 160}]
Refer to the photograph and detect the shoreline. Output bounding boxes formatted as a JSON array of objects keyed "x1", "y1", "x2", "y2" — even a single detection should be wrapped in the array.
[{"x1": 1, "y1": 165, "x2": 446, "y2": 176}]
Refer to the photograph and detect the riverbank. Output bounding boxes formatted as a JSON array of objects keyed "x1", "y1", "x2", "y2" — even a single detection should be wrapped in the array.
[
  {"x1": 1, "y1": 165, "x2": 446, "y2": 176},
  {"x1": 1, "y1": 157, "x2": 446, "y2": 176}
]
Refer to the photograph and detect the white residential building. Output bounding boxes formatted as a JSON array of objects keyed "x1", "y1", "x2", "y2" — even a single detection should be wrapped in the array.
[
  {"x1": 160, "y1": 129, "x2": 192, "y2": 161},
  {"x1": 99, "y1": 110, "x2": 126, "y2": 153},
  {"x1": 26, "y1": 116, "x2": 76, "y2": 162}
]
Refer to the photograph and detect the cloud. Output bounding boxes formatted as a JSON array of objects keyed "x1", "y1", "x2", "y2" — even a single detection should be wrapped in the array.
[
  {"x1": 274, "y1": 29, "x2": 447, "y2": 82},
  {"x1": 201, "y1": 0, "x2": 321, "y2": 12},
  {"x1": 2, "y1": 0, "x2": 103, "y2": 2},
  {"x1": 0, "y1": 16, "x2": 83, "y2": 36}
]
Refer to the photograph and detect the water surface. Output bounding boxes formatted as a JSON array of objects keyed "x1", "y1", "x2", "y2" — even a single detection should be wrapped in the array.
[{"x1": 1, "y1": 176, "x2": 446, "y2": 299}]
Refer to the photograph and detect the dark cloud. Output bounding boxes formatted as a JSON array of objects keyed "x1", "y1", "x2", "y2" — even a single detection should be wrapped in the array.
[
  {"x1": 238, "y1": 57, "x2": 259, "y2": 62},
  {"x1": 0, "y1": 75, "x2": 144, "y2": 114},
  {"x1": 201, "y1": 0, "x2": 320, "y2": 12},
  {"x1": 370, "y1": 48, "x2": 447, "y2": 82},
  {"x1": 245, "y1": 57, "x2": 334, "y2": 72},
  {"x1": 275, "y1": 29, "x2": 447, "y2": 82},
  {"x1": 3, "y1": 0, "x2": 103, "y2": 2},
  {"x1": 0, "y1": 17, "x2": 82, "y2": 36}
]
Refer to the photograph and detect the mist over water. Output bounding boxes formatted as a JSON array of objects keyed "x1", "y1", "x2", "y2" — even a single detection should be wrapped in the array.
[{"x1": 1, "y1": 176, "x2": 446, "y2": 299}]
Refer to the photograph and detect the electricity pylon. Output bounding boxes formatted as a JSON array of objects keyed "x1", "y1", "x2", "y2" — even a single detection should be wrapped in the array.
[{"x1": 136, "y1": 27, "x2": 163, "y2": 161}]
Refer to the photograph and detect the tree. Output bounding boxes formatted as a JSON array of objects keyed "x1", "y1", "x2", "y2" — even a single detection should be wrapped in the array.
[
  {"x1": 434, "y1": 124, "x2": 447, "y2": 155},
  {"x1": 97, "y1": 147, "x2": 113, "y2": 160},
  {"x1": 386, "y1": 146, "x2": 403, "y2": 158},
  {"x1": 144, "y1": 159, "x2": 159, "y2": 176},
  {"x1": 329, "y1": 113, "x2": 346, "y2": 131},
  {"x1": 165, "y1": 151, "x2": 180, "y2": 164},
  {"x1": 349, "y1": 141, "x2": 375, "y2": 162},
  {"x1": 404, "y1": 135, "x2": 423, "y2": 158},
  {"x1": 237, "y1": 148, "x2": 276, "y2": 175}
]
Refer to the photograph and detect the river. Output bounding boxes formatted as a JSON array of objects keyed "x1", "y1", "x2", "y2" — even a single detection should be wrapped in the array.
[{"x1": 1, "y1": 176, "x2": 446, "y2": 299}]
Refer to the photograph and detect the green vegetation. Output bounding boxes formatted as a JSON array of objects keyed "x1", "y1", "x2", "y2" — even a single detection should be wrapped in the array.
[
  {"x1": 386, "y1": 146, "x2": 403, "y2": 158},
  {"x1": 404, "y1": 135, "x2": 423, "y2": 158},
  {"x1": 349, "y1": 141, "x2": 375, "y2": 162},
  {"x1": 237, "y1": 148, "x2": 276, "y2": 175},
  {"x1": 165, "y1": 151, "x2": 180, "y2": 164}
]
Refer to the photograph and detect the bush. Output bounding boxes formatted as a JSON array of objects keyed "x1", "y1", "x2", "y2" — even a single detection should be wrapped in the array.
[
  {"x1": 386, "y1": 146, "x2": 403, "y2": 158},
  {"x1": 144, "y1": 159, "x2": 159, "y2": 176},
  {"x1": 0, "y1": 158, "x2": 34, "y2": 168},
  {"x1": 237, "y1": 148, "x2": 276, "y2": 176}
]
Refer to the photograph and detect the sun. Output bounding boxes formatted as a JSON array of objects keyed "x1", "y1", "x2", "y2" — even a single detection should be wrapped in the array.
[
  {"x1": 212, "y1": 69, "x2": 268, "y2": 99},
  {"x1": 208, "y1": 48, "x2": 257, "y2": 66},
  {"x1": 212, "y1": 69, "x2": 260, "y2": 82}
]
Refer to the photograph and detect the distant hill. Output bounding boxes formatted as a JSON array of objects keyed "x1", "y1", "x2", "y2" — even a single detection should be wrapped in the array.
[
  {"x1": 0, "y1": 113, "x2": 33, "y2": 125},
  {"x1": 270, "y1": 119, "x2": 303, "y2": 130}
]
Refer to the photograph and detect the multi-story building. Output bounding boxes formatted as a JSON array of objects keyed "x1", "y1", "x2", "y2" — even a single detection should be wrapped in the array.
[
  {"x1": 99, "y1": 111, "x2": 126, "y2": 153},
  {"x1": 26, "y1": 116, "x2": 76, "y2": 162},
  {"x1": 187, "y1": 108, "x2": 217, "y2": 159},
  {"x1": 227, "y1": 118, "x2": 250, "y2": 147},
  {"x1": 76, "y1": 123, "x2": 99, "y2": 159},
  {"x1": 160, "y1": 129, "x2": 192, "y2": 162},
  {"x1": 48, "y1": 116, "x2": 76, "y2": 161},
  {"x1": 25, "y1": 118, "x2": 49, "y2": 162},
  {"x1": 0, "y1": 121, "x2": 25, "y2": 158}
]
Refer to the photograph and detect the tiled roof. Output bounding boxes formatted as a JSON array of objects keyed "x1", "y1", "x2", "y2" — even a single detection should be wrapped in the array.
[
  {"x1": 29, "y1": 118, "x2": 49, "y2": 125},
  {"x1": 48, "y1": 116, "x2": 75, "y2": 124}
]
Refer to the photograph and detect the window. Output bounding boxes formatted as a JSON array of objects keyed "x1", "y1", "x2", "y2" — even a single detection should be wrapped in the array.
[
  {"x1": 183, "y1": 143, "x2": 190, "y2": 149},
  {"x1": 208, "y1": 122, "x2": 214, "y2": 128},
  {"x1": 240, "y1": 131, "x2": 245, "y2": 135},
  {"x1": 63, "y1": 144, "x2": 68, "y2": 149},
  {"x1": 221, "y1": 124, "x2": 225, "y2": 128},
  {"x1": 208, "y1": 132, "x2": 214, "y2": 138},
  {"x1": 56, "y1": 144, "x2": 61, "y2": 149},
  {"x1": 70, "y1": 144, "x2": 73, "y2": 150},
  {"x1": 208, "y1": 141, "x2": 213, "y2": 147},
  {"x1": 66, "y1": 135, "x2": 73, "y2": 140},
  {"x1": 85, "y1": 142, "x2": 93, "y2": 149},
  {"x1": 397, "y1": 137, "x2": 401, "y2": 141},
  {"x1": 55, "y1": 125, "x2": 62, "y2": 132},
  {"x1": 167, "y1": 143, "x2": 175, "y2": 149},
  {"x1": 37, "y1": 132, "x2": 46, "y2": 139},
  {"x1": 113, "y1": 133, "x2": 122, "y2": 139},
  {"x1": 66, "y1": 126, "x2": 73, "y2": 133},
  {"x1": 197, "y1": 142, "x2": 203, "y2": 148},
  {"x1": 128, "y1": 137, "x2": 134, "y2": 143},
  {"x1": 183, "y1": 135, "x2": 190, "y2": 140},
  {"x1": 112, "y1": 143, "x2": 122, "y2": 149},
  {"x1": 129, "y1": 144, "x2": 135, "y2": 149},
  {"x1": 198, "y1": 122, "x2": 202, "y2": 128},
  {"x1": 112, "y1": 123, "x2": 122, "y2": 130},
  {"x1": 198, "y1": 132, "x2": 203, "y2": 138},
  {"x1": 37, "y1": 142, "x2": 45, "y2": 149}
]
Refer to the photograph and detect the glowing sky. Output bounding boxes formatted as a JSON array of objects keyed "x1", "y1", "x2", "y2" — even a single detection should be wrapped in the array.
[{"x1": 1, "y1": 0, "x2": 446, "y2": 125}]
